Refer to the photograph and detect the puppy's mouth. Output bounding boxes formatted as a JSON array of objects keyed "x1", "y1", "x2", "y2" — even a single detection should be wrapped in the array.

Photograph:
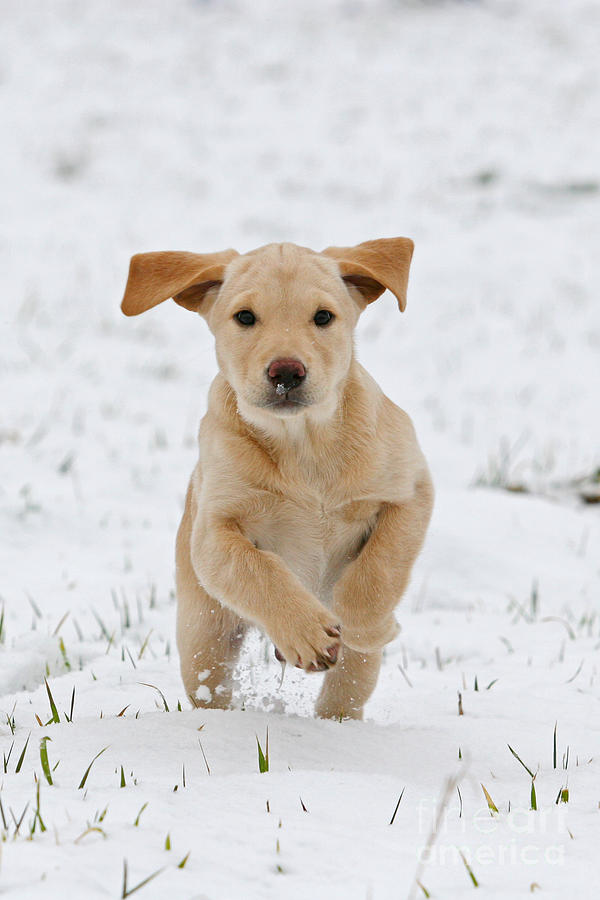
[{"x1": 260, "y1": 389, "x2": 311, "y2": 415}]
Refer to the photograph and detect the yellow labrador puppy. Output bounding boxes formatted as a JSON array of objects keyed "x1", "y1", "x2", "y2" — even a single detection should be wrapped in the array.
[{"x1": 121, "y1": 238, "x2": 433, "y2": 719}]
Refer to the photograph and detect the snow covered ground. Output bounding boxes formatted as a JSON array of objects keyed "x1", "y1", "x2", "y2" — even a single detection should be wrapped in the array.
[{"x1": 1, "y1": 0, "x2": 599, "y2": 897}]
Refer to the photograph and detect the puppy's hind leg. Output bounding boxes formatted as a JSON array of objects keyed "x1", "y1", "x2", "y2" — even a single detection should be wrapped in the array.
[
  {"x1": 314, "y1": 645, "x2": 382, "y2": 720},
  {"x1": 176, "y1": 480, "x2": 246, "y2": 709},
  {"x1": 177, "y1": 589, "x2": 246, "y2": 709}
]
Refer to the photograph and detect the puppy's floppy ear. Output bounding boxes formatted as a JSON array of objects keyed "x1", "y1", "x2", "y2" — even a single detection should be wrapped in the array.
[
  {"x1": 322, "y1": 237, "x2": 414, "y2": 312},
  {"x1": 120, "y1": 249, "x2": 239, "y2": 316}
]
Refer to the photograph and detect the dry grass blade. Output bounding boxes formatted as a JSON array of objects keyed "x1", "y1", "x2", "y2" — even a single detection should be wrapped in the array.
[
  {"x1": 75, "y1": 825, "x2": 106, "y2": 843},
  {"x1": 541, "y1": 616, "x2": 576, "y2": 640},
  {"x1": 11, "y1": 801, "x2": 29, "y2": 837},
  {"x1": 138, "y1": 630, "x2": 153, "y2": 660},
  {"x1": 407, "y1": 763, "x2": 466, "y2": 900},
  {"x1": 198, "y1": 739, "x2": 211, "y2": 775},
  {"x1": 481, "y1": 783, "x2": 499, "y2": 815},
  {"x1": 52, "y1": 611, "x2": 70, "y2": 636}
]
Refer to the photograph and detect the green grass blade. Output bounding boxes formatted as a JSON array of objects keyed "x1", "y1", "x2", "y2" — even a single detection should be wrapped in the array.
[
  {"x1": 34, "y1": 780, "x2": 46, "y2": 832},
  {"x1": 139, "y1": 682, "x2": 169, "y2": 712},
  {"x1": 256, "y1": 731, "x2": 269, "y2": 774},
  {"x1": 133, "y1": 802, "x2": 148, "y2": 826},
  {"x1": 389, "y1": 787, "x2": 405, "y2": 825},
  {"x1": 3, "y1": 740, "x2": 14, "y2": 773},
  {"x1": 458, "y1": 850, "x2": 479, "y2": 887},
  {"x1": 530, "y1": 780, "x2": 537, "y2": 811},
  {"x1": 121, "y1": 859, "x2": 165, "y2": 898},
  {"x1": 44, "y1": 678, "x2": 60, "y2": 724},
  {"x1": 67, "y1": 687, "x2": 76, "y2": 723},
  {"x1": 507, "y1": 744, "x2": 535, "y2": 779},
  {"x1": 39, "y1": 736, "x2": 53, "y2": 785},
  {"x1": 59, "y1": 636, "x2": 71, "y2": 671},
  {"x1": 28, "y1": 594, "x2": 42, "y2": 619},
  {"x1": 78, "y1": 746, "x2": 109, "y2": 790},
  {"x1": 15, "y1": 733, "x2": 31, "y2": 773},
  {"x1": 138, "y1": 630, "x2": 153, "y2": 660},
  {"x1": 91, "y1": 608, "x2": 110, "y2": 640}
]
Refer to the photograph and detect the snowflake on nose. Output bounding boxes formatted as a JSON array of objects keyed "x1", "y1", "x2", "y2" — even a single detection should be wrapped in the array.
[{"x1": 275, "y1": 383, "x2": 287, "y2": 396}]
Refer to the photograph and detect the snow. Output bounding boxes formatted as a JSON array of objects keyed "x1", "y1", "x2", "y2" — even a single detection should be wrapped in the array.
[{"x1": 1, "y1": 0, "x2": 599, "y2": 897}]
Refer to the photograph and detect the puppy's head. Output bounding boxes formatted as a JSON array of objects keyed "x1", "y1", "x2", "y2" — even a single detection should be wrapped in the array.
[{"x1": 121, "y1": 238, "x2": 413, "y2": 427}]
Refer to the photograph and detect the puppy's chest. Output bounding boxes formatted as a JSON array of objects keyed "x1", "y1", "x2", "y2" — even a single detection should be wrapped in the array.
[{"x1": 245, "y1": 489, "x2": 380, "y2": 599}]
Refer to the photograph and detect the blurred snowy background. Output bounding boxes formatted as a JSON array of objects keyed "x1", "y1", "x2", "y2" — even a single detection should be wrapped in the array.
[{"x1": 1, "y1": 1, "x2": 599, "y2": 898}]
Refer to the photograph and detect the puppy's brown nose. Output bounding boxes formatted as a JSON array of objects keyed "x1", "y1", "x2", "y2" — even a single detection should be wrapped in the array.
[{"x1": 267, "y1": 358, "x2": 306, "y2": 392}]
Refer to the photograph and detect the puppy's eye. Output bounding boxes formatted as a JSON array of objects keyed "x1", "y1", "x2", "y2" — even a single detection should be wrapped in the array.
[
  {"x1": 313, "y1": 309, "x2": 334, "y2": 327},
  {"x1": 235, "y1": 310, "x2": 256, "y2": 326}
]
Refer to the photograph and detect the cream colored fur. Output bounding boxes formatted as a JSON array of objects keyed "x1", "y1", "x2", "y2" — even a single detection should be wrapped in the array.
[{"x1": 121, "y1": 238, "x2": 433, "y2": 719}]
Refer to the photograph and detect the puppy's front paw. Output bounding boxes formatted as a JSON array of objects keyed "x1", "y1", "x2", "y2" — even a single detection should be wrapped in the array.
[{"x1": 270, "y1": 605, "x2": 341, "y2": 673}]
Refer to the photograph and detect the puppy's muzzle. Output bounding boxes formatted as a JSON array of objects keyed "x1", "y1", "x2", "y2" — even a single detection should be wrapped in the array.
[{"x1": 267, "y1": 358, "x2": 306, "y2": 394}]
